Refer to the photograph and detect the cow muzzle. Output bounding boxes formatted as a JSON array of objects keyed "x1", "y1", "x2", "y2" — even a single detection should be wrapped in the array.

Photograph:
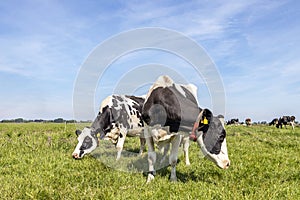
[
  {"x1": 72, "y1": 153, "x2": 81, "y2": 159},
  {"x1": 223, "y1": 160, "x2": 230, "y2": 169}
]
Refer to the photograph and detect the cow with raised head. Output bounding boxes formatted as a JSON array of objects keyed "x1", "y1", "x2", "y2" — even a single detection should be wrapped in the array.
[
  {"x1": 142, "y1": 75, "x2": 230, "y2": 183},
  {"x1": 276, "y1": 116, "x2": 296, "y2": 130},
  {"x1": 72, "y1": 95, "x2": 146, "y2": 160}
]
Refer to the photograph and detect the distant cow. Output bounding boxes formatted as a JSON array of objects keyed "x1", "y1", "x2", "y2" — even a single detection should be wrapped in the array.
[
  {"x1": 72, "y1": 95, "x2": 146, "y2": 160},
  {"x1": 227, "y1": 118, "x2": 239, "y2": 125},
  {"x1": 142, "y1": 76, "x2": 230, "y2": 183},
  {"x1": 276, "y1": 116, "x2": 296, "y2": 130},
  {"x1": 245, "y1": 118, "x2": 252, "y2": 126},
  {"x1": 269, "y1": 118, "x2": 278, "y2": 126}
]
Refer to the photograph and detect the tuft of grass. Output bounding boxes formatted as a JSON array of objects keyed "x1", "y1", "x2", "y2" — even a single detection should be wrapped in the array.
[{"x1": 0, "y1": 123, "x2": 299, "y2": 199}]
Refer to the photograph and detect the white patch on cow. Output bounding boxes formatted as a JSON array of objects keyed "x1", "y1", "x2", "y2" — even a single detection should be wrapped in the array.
[
  {"x1": 174, "y1": 83, "x2": 199, "y2": 104},
  {"x1": 156, "y1": 75, "x2": 173, "y2": 87},
  {"x1": 100, "y1": 95, "x2": 113, "y2": 112},
  {"x1": 175, "y1": 84, "x2": 186, "y2": 98},
  {"x1": 130, "y1": 114, "x2": 140, "y2": 126},
  {"x1": 184, "y1": 84, "x2": 199, "y2": 104},
  {"x1": 218, "y1": 117, "x2": 225, "y2": 128},
  {"x1": 145, "y1": 75, "x2": 174, "y2": 102},
  {"x1": 291, "y1": 121, "x2": 295, "y2": 130},
  {"x1": 104, "y1": 127, "x2": 120, "y2": 144}
]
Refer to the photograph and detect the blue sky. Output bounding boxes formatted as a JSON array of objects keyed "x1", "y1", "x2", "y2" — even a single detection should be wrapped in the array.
[{"x1": 1, "y1": 0, "x2": 299, "y2": 122}]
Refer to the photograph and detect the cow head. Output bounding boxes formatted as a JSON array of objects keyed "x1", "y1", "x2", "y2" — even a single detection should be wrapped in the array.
[
  {"x1": 195, "y1": 109, "x2": 230, "y2": 169},
  {"x1": 291, "y1": 116, "x2": 295, "y2": 121},
  {"x1": 72, "y1": 127, "x2": 99, "y2": 159}
]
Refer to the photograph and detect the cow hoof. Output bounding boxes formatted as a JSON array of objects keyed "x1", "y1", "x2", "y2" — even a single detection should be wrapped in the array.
[{"x1": 146, "y1": 174, "x2": 155, "y2": 183}]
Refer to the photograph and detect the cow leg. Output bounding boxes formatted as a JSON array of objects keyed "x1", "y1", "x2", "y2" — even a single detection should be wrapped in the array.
[
  {"x1": 182, "y1": 135, "x2": 190, "y2": 166},
  {"x1": 169, "y1": 135, "x2": 182, "y2": 182},
  {"x1": 145, "y1": 127, "x2": 156, "y2": 183},
  {"x1": 116, "y1": 129, "x2": 127, "y2": 160},
  {"x1": 159, "y1": 143, "x2": 170, "y2": 164},
  {"x1": 139, "y1": 137, "x2": 146, "y2": 155},
  {"x1": 291, "y1": 122, "x2": 295, "y2": 130}
]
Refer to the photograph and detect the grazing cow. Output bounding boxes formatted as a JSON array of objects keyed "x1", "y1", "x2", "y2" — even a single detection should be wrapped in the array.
[
  {"x1": 276, "y1": 116, "x2": 296, "y2": 130},
  {"x1": 227, "y1": 119, "x2": 239, "y2": 125},
  {"x1": 245, "y1": 118, "x2": 252, "y2": 126},
  {"x1": 72, "y1": 95, "x2": 146, "y2": 160},
  {"x1": 269, "y1": 118, "x2": 278, "y2": 126},
  {"x1": 142, "y1": 75, "x2": 230, "y2": 183}
]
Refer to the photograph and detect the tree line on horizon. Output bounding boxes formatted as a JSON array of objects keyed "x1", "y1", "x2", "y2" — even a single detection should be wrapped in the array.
[{"x1": 0, "y1": 118, "x2": 92, "y2": 123}]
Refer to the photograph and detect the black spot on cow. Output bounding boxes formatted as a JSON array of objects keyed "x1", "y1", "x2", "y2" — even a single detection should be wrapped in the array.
[
  {"x1": 202, "y1": 117, "x2": 226, "y2": 154},
  {"x1": 117, "y1": 104, "x2": 130, "y2": 129},
  {"x1": 91, "y1": 106, "x2": 112, "y2": 137},
  {"x1": 79, "y1": 136, "x2": 93, "y2": 151}
]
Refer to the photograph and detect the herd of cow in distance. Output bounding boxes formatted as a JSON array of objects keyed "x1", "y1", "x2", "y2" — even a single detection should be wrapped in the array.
[
  {"x1": 72, "y1": 75, "x2": 296, "y2": 183},
  {"x1": 226, "y1": 115, "x2": 296, "y2": 129}
]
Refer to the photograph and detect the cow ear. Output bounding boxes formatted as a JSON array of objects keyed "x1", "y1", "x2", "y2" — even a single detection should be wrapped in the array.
[
  {"x1": 201, "y1": 109, "x2": 212, "y2": 125},
  {"x1": 75, "y1": 130, "x2": 82, "y2": 136},
  {"x1": 198, "y1": 109, "x2": 212, "y2": 132},
  {"x1": 217, "y1": 114, "x2": 224, "y2": 119},
  {"x1": 217, "y1": 115, "x2": 226, "y2": 127}
]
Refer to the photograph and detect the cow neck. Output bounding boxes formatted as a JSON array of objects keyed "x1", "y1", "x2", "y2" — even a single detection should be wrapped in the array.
[
  {"x1": 190, "y1": 109, "x2": 204, "y2": 142},
  {"x1": 89, "y1": 127, "x2": 100, "y2": 146}
]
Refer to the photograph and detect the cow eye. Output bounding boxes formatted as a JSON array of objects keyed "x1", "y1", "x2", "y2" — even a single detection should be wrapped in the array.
[{"x1": 80, "y1": 136, "x2": 93, "y2": 150}]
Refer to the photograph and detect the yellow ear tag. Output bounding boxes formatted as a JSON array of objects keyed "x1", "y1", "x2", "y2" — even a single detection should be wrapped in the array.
[
  {"x1": 203, "y1": 117, "x2": 208, "y2": 125},
  {"x1": 97, "y1": 133, "x2": 101, "y2": 139}
]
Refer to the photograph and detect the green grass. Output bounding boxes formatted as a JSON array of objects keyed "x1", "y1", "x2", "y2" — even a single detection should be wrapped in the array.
[{"x1": 0, "y1": 123, "x2": 299, "y2": 199}]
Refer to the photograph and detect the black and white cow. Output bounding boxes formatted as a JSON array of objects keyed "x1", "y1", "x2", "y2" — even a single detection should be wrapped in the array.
[
  {"x1": 269, "y1": 118, "x2": 278, "y2": 126},
  {"x1": 245, "y1": 118, "x2": 252, "y2": 126},
  {"x1": 72, "y1": 95, "x2": 146, "y2": 160},
  {"x1": 276, "y1": 116, "x2": 296, "y2": 129},
  {"x1": 227, "y1": 119, "x2": 239, "y2": 125},
  {"x1": 142, "y1": 75, "x2": 230, "y2": 182}
]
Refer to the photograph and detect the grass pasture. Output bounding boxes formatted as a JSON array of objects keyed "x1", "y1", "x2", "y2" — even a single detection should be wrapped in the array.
[{"x1": 0, "y1": 123, "x2": 299, "y2": 199}]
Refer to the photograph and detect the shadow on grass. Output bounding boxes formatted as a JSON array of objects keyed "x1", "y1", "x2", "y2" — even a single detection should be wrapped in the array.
[{"x1": 90, "y1": 140, "x2": 224, "y2": 183}]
